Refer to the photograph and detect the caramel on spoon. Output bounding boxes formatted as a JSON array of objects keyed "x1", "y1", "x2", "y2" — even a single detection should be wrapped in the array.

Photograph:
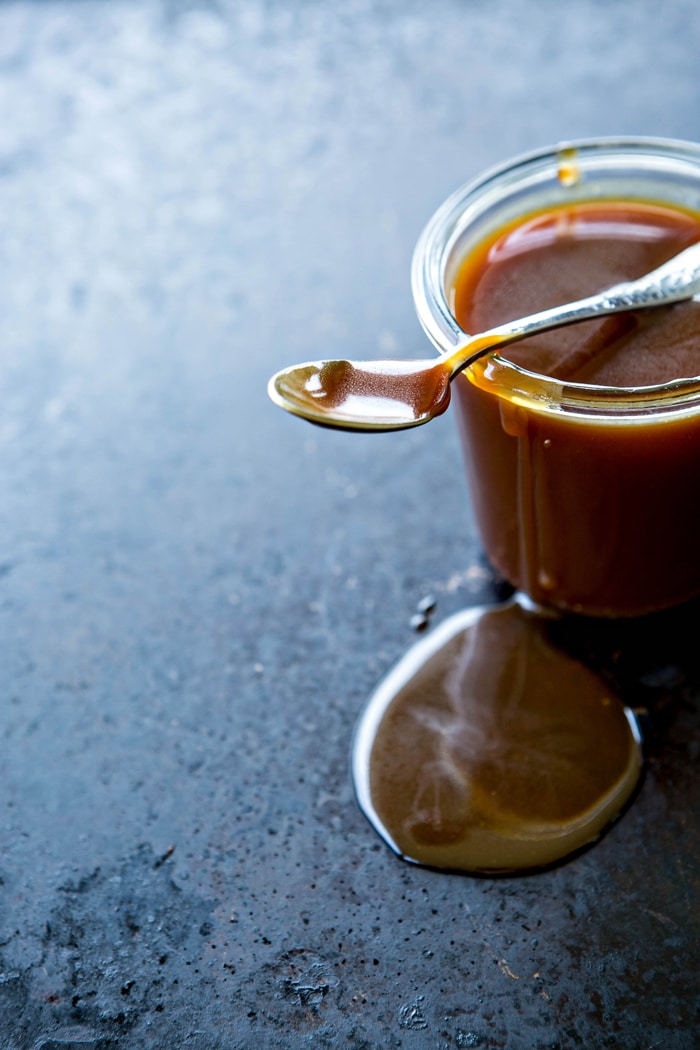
[{"x1": 268, "y1": 241, "x2": 700, "y2": 431}]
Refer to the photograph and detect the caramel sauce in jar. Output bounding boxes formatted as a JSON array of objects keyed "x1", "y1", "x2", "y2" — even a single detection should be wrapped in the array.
[{"x1": 451, "y1": 200, "x2": 700, "y2": 616}]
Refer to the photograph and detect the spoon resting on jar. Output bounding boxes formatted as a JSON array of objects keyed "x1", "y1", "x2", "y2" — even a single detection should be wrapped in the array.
[{"x1": 267, "y1": 240, "x2": 700, "y2": 431}]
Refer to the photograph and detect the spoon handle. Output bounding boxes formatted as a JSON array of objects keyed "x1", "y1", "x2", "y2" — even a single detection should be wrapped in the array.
[{"x1": 445, "y1": 239, "x2": 700, "y2": 378}]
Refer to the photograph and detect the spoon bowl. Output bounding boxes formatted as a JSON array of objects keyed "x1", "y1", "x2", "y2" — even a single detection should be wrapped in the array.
[
  {"x1": 270, "y1": 357, "x2": 453, "y2": 430},
  {"x1": 268, "y1": 240, "x2": 700, "y2": 432}
]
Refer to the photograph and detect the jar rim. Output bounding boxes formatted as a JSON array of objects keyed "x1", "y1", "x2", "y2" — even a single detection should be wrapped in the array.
[{"x1": 411, "y1": 136, "x2": 700, "y2": 418}]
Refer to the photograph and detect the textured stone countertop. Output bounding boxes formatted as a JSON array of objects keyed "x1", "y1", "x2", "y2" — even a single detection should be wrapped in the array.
[{"x1": 0, "y1": 2, "x2": 698, "y2": 1047}]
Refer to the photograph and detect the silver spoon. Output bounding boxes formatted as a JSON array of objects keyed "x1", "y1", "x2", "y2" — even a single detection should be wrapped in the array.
[{"x1": 268, "y1": 241, "x2": 700, "y2": 432}]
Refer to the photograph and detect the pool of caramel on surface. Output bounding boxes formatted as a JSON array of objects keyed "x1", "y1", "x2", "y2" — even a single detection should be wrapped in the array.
[{"x1": 353, "y1": 600, "x2": 641, "y2": 874}]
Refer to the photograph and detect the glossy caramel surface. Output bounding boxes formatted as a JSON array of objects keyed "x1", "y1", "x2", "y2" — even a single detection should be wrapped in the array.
[
  {"x1": 355, "y1": 600, "x2": 642, "y2": 873},
  {"x1": 454, "y1": 201, "x2": 700, "y2": 385}
]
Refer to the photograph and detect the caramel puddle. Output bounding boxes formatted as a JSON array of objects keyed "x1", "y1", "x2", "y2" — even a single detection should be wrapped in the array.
[{"x1": 352, "y1": 598, "x2": 642, "y2": 874}]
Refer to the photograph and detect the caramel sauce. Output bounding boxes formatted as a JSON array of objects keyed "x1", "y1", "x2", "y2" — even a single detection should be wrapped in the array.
[
  {"x1": 274, "y1": 357, "x2": 452, "y2": 429},
  {"x1": 313, "y1": 360, "x2": 449, "y2": 420},
  {"x1": 352, "y1": 199, "x2": 700, "y2": 874},
  {"x1": 354, "y1": 600, "x2": 641, "y2": 874},
  {"x1": 452, "y1": 200, "x2": 700, "y2": 616},
  {"x1": 455, "y1": 200, "x2": 700, "y2": 386},
  {"x1": 556, "y1": 146, "x2": 581, "y2": 188}
]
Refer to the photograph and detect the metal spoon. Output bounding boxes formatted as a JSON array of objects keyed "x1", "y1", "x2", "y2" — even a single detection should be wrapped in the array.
[{"x1": 268, "y1": 241, "x2": 700, "y2": 432}]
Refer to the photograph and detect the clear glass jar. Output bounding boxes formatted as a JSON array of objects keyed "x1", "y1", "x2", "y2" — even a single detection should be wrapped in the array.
[{"x1": 411, "y1": 138, "x2": 700, "y2": 616}]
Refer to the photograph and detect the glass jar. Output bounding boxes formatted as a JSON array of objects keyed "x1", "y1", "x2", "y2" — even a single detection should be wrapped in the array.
[{"x1": 411, "y1": 138, "x2": 700, "y2": 616}]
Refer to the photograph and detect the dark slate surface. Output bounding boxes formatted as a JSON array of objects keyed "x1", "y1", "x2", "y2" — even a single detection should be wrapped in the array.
[{"x1": 0, "y1": 1, "x2": 699, "y2": 1047}]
